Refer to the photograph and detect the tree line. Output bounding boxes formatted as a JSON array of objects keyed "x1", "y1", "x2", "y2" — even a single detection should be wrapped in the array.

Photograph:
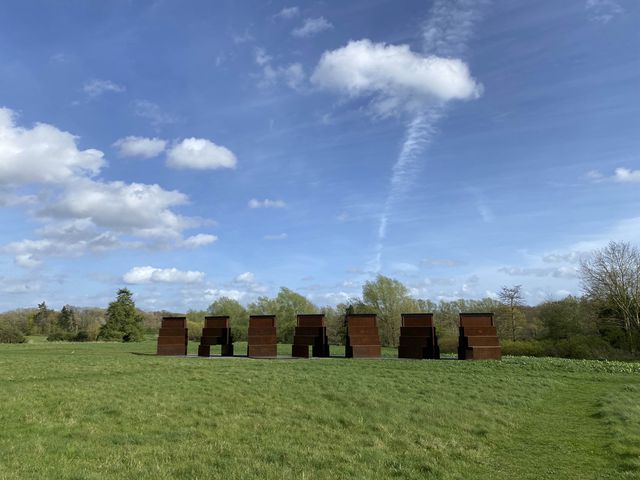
[{"x1": 1, "y1": 241, "x2": 639, "y2": 359}]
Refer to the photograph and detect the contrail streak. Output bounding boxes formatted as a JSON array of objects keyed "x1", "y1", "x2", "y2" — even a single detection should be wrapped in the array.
[{"x1": 372, "y1": 0, "x2": 486, "y2": 273}]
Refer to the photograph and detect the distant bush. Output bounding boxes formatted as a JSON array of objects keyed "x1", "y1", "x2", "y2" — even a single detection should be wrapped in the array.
[
  {"x1": 187, "y1": 320, "x2": 202, "y2": 341},
  {"x1": 0, "y1": 322, "x2": 26, "y2": 343},
  {"x1": 47, "y1": 331, "x2": 73, "y2": 342},
  {"x1": 47, "y1": 329, "x2": 94, "y2": 342},
  {"x1": 438, "y1": 336, "x2": 458, "y2": 354},
  {"x1": 501, "y1": 337, "x2": 633, "y2": 361},
  {"x1": 73, "y1": 330, "x2": 91, "y2": 342}
]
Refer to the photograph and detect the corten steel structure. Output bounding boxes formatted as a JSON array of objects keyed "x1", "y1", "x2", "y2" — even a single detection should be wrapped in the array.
[
  {"x1": 247, "y1": 315, "x2": 278, "y2": 357},
  {"x1": 198, "y1": 316, "x2": 234, "y2": 357},
  {"x1": 458, "y1": 313, "x2": 501, "y2": 360},
  {"x1": 157, "y1": 316, "x2": 188, "y2": 356},
  {"x1": 291, "y1": 314, "x2": 330, "y2": 358},
  {"x1": 345, "y1": 313, "x2": 381, "y2": 358},
  {"x1": 398, "y1": 313, "x2": 441, "y2": 359}
]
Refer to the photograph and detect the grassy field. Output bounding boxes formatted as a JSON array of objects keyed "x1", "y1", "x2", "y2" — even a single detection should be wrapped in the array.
[{"x1": 1, "y1": 338, "x2": 639, "y2": 479}]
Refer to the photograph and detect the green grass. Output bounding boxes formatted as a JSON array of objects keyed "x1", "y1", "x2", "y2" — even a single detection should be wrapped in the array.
[{"x1": 1, "y1": 339, "x2": 639, "y2": 479}]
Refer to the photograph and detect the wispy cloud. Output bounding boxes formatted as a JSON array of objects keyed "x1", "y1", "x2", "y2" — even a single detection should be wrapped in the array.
[
  {"x1": 249, "y1": 198, "x2": 286, "y2": 208},
  {"x1": 123, "y1": 266, "x2": 205, "y2": 284},
  {"x1": 264, "y1": 233, "x2": 288, "y2": 241},
  {"x1": 498, "y1": 266, "x2": 579, "y2": 279},
  {"x1": 232, "y1": 29, "x2": 254, "y2": 44},
  {"x1": 254, "y1": 47, "x2": 305, "y2": 90},
  {"x1": 292, "y1": 17, "x2": 333, "y2": 38},
  {"x1": 587, "y1": 167, "x2": 640, "y2": 183},
  {"x1": 585, "y1": 0, "x2": 624, "y2": 23},
  {"x1": 274, "y1": 6, "x2": 300, "y2": 20},
  {"x1": 83, "y1": 79, "x2": 125, "y2": 98},
  {"x1": 133, "y1": 100, "x2": 178, "y2": 127}
]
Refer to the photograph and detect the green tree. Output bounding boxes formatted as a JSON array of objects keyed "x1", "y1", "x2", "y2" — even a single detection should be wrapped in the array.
[
  {"x1": 58, "y1": 305, "x2": 77, "y2": 333},
  {"x1": 248, "y1": 288, "x2": 317, "y2": 343},
  {"x1": 362, "y1": 275, "x2": 420, "y2": 346},
  {"x1": 208, "y1": 297, "x2": 249, "y2": 341},
  {"x1": 537, "y1": 296, "x2": 597, "y2": 340},
  {"x1": 98, "y1": 288, "x2": 145, "y2": 342},
  {"x1": 34, "y1": 301, "x2": 55, "y2": 334}
]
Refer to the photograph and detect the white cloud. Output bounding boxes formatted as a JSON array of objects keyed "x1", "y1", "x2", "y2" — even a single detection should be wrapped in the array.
[
  {"x1": 586, "y1": 0, "x2": 623, "y2": 23},
  {"x1": 0, "y1": 108, "x2": 105, "y2": 185},
  {"x1": 0, "y1": 107, "x2": 217, "y2": 266},
  {"x1": 311, "y1": 39, "x2": 482, "y2": 116},
  {"x1": 203, "y1": 288, "x2": 247, "y2": 302},
  {"x1": 235, "y1": 271, "x2": 255, "y2": 283},
  {"x1": 264, "y1": 233, "x2": 288, "y2": 241},
  {"x1": 167, "y1": 138, "x2": 237, "y2": 170},
  {"x1": 292, "y1": 17, "x2": 333, "y2": 37},
  {"x1": 113, "y1": 136, "x2": 167, "y2": 158},
  {"x1": 123, "y1": 266, "x2": 205, "y2": 284},
  {"x1": 612, "y1": 167, "x2": 640, "y2": 183},
  {"x1": 133, "y1": 100, "x2": 178, "y2": 127},
  {"x1": 15, "y1": 254, "x2": 41, "y2": 269},
  {"x1": 2, "y1": 229, "x2": 131, "y2": 263},
  {"x1": 587, "y1": 167, "x2": 640, "y2": 184},
  {"x1": 181, "y1": 233, "x2": 217, "y2": 248},
  {"x1": 248, "y1": 198, "x2": 286, "y2": 209},
  {"x1": 83, "y1": 79, "x2": 125, "y2": 97},
  {"x1": 41, "y1": 178, "x2": 194, "y2": 238},
  {"x1": 498, "y1": 266, "x2": 579, "y2": 279},
  {"x1": 274, "y1": 6, "x2": 300, "y2": 20}
]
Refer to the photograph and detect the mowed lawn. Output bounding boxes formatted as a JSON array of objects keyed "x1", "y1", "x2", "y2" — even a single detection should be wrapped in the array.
[{"x1": 1, "y1": 339, "x2": 639, "y2": 480}]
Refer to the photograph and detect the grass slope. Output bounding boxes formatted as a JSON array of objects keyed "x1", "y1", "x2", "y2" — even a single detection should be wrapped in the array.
[{"x1": 0, "y1": 338, "x2": 638, "y2": 479}]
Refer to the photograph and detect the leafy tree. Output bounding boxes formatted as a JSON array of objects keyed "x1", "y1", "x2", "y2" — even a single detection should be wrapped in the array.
[
  {"x1": 98, "y1": 288, "x2": 145, "y2": 342},
  {"x1": 248, "y1": 288, "x2": 317, "y2": 343},
  {"x1": 498, "y1": 285, "x2": 525, "y2": 341},
  {"x1": 58, "y1": 305, "x2": 77, "y2": 333},
  {"x1": 208, "y1": 297, "x2": 249, "y2": 341},
  {"x1": 580, "y1": 241, "x2": 640, "y2": 352},
  {"x1": 362, "y1": 275, "x2": 420, "y2": 346},
  {"x1": 0, "y1": 320, "x2": 26, "y2": 343},
  {"x1": 34, "y1": 301, "x2": 55, "y2": 334},
  {"x1": 537, "y1": 296, "x2": 597, "y2": 340}
]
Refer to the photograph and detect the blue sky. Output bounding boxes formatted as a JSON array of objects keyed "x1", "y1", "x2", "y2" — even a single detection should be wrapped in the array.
[{"x1": 0, "y1": 0, "x2": 638, "y2": 311}]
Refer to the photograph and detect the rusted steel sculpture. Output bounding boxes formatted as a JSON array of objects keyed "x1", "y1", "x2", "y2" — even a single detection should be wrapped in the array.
[
  {"x1": 458, "y1": 313, "x2": 501, "y2": 360},
  {"x1": 247, "y1": 315, "x2": 278, "y2": 357},
  {"x1": 398, "y1": 313, "x2": 440, "y2": 359},
  {"x1": 198, "y1": 316, "x2": 234, "y2": 357},
  {"x1": 292, "y1": 314, "x2": 330, "y2": 358},
  {"x1": 345, "y1": 313, "x2": 381, "y2": 358},
  {"x1": 157, "y1": 316, "x2": 188, "y2": 356}
]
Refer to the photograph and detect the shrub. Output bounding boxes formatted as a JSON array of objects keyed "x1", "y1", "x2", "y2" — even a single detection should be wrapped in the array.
[
  {"x1": 0, "y1": 322, "x2": 26, "y2": 343},
  {"x1": 73, "y1": 330, "x2": 91, "y2": 342},
  {"x1": 438, "y1": 336, "x2": 458, "y2": 354},
  {"x1": 187, "y1": 320, "x2": 202, "y2": 341},
  {"x1": 47, "y1": 330, "x2": 73, "y2": 342},
  {"x1": 501, "y1": 337, "x2": 632, "y2": 361}
]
